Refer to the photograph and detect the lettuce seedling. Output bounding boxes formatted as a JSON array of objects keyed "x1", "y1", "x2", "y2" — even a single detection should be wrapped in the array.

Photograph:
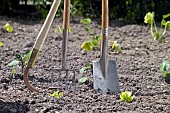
[
  {"x1": 0, "y1": 41, "x2": 2, "y2": 46},
  {"x1": 78, "y1": 77, "x2": 88, "y2": 84},
  {"x1": 120, "y1": 91, "x2": 134, "y2": 103},
  {"x1": 80, "y1": 18, "x2": 91, "y2": 25},
  {"x1": 160, "y1": 60, "x2": 170, "y2": 77},
  {"x1": 144, "y1": 12, "x2": 170, "y2": 41},
  {"x1": 50, "y1": 91, "x2": 63, "y2": 99},
  {"x1": 80, "y1": 18, "x2": 101, "y2": 52},
  {"x1": 111, "y1": 41, "x2": 122, "y2": 53},
  {"x1": 7, "y1": 50, "x2": 32, "y2": 74},
  {"x1": 3, "y1": 23, "x2": 13, "y2": 33},
  {"x1": 79, "y1": 63, "x2": 92, "y2": 74},
  {"x1": 81, "y1": 41, "x2": 93, "y2": 52}
]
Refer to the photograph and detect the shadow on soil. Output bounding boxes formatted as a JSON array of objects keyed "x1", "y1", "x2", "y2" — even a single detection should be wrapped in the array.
[{"x1": 0, "y1": 100, "x2": 30, "y2": 113}]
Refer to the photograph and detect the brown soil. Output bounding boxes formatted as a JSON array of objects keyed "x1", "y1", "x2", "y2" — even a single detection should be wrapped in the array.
[{"x1": 0, "y1": 14, "x2": 170, "y2": 113}]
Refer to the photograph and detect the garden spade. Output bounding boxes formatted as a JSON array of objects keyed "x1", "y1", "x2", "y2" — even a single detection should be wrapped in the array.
[
  {"x1": 48, "y1": 0, "x2": 76, "y2": 93},
  {"x1": 92, "y1": 0, "x2": 120, "y2": 93},
  {"x1": 23, "y1": 0, "x2": 61, "y2": 92}
]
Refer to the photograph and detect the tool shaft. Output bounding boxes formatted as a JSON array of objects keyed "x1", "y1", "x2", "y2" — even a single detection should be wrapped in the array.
[
  {"x1": 62, "y1": 0, "x2": 70, "y2": 69},
  {"x1": 100, "y1": 0, "x2": 109, "y2": 78},
  {"x1": 101, "y1": 0, "x2": 108, "y2": 57},
  {"x1": 33, "y1": 0, "x2": 61, "y2": 50}
]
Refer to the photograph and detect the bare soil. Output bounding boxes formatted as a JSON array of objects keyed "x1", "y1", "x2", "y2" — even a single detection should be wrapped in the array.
[{"x1": 0, "y1": 14, "x2": 170, "y2": 113}]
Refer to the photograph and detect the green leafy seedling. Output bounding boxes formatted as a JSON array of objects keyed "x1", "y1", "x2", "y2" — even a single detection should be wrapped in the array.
[
  {"x1": 7, "y1": 50, "x2": 32, "y2": 74},
  {"x1": 111, "y1": 41, "x2": 122, "y2": 53},
  {"x1": 80, "y1": 18, "x2": 91, "y2": 33},
  {"x1": 80, "y1": 18, "x2": 101, "y2": 52},
  {"x1": 91, "y1": 35, "x2": 101, "y2": 48},
  {"x1": 3, "y1": 23, "x2": 13, "y2": 33},
  {"x1": 81, "y1": 41, "x2": 92, "y2": 52},
  {"x1": 12, "y1": 69, "x2": 17, "y2": 75},
  {"x1": 50, "y1": 91, "x2": 63, "y2": 99},
  {"x1": 160, "y1": 60, "x2": 170, "y2": 77},
  {"x1": 80, "y1": 18, "x2": 91, "y2": 25},
  {"x1": 144, "y1": 12, "x2": 170, "y2": 41},
  {"x1": 120, "y1": 91, "x2": 134, "y2": 103},
  {"x1": 81, "y1": 35, "x2": 101, "y2": 52},
  {"x1": 78, "y1": 77, "x2": 88, "y2": 84},
  {"x1": 79, "y1": 63, "x2": 92, "y2": 74},
  {"x1": 0, "y1": 42, "x2": 3, "y2": 46}
]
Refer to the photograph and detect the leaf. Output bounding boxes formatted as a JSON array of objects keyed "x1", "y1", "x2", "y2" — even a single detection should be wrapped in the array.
[
  {"x1": 23, "y1": 50, "x2": 32, "y2": 62},
  {"x1": 50, "y1": 91, "x2": 63, "y2": 99},
  {"x1": 15, "y1": 54, "x2": 23, "y2": 62},
  {"x1": 80, "y1": 18, "x2": 91, "y2": 24},
  {"x1": 144, "y1": 12, "x2": 154, "y2": 24},
  {"x1": 12, "y1": 69, "x2": 17, "y2": 75},
  {"x1": 161, "y1": 19, "x2": 166, "y2": 26},
  {"x1": 120, "y1": 91, "x2": 134, "y2": 103},
  {"x1": 160, "y1": 61, "x2": 170, "y2": 73},
  {"x1": 68, "y1": 26, "x2": 71, "y2": 33},
  {"x1": 163, "y1": 71, "x2": 170, "y2": 77},
  {"x1": 84, "y1": 26, "x2": 90, "y2": 33},
  {"x1": 163, "y1": 13, "x2": 170, "y2": 19},
  {"x1": 7, "y1": 60, "x2": 20, "y2": 68},
  {"x1": 165, "y1": 21, "x2": 170, "y2": 30},
  {"x1": 91, "y1": 35, "x2": 101, "y2": 48},
  {"x1": 3, "y1": 23, "x2": 13, "y2": 33},
  {"x1": 79, "y1": 64, "x2": 92, "y2": 74},
  {"x1": 78, "y1": 77, "x2": 88, "y2": 84},
  {"x1": 58, "y1": 25, "x2": 63, "y2": 33},
  {"x1": 111, "y1": 41, "x2": 122, "y2": 52},
  {"x1": 0, "y1": 42, "x2": 3, "y2": 46},
  {"x1": 162, "y1": 20, "x2": 170, "y2": 30},
  {"x1": 81, "y1": 41, "x2": 92, "y2": 52}
]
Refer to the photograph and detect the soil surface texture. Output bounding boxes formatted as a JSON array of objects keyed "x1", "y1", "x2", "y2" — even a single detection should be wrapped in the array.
[{"x1": 0, "y1": 14, "x2": 170, "y2": 113}]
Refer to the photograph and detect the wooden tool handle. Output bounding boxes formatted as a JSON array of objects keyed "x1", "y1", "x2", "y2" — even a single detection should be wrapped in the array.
[
  {"x1": 34, "y1": 0, "x2": 61, "y2": 50},
  {"x1": 63, "y1": 0, "x2": 70, "y2": 29},
  {"x1": 102, "y1": 0, "x2": 108, "y2": 39},
  {"x1": 100, "y1": 0, "x2": 109, "y2": 67}
]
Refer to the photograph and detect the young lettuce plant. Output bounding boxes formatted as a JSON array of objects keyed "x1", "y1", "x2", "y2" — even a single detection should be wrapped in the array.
[
  {"x1": 111, "y1": 41, "x2": 122, "y2": 53},
  {"x1": 160, "y1": 61, "x2": 170, "y2": 79},
  {"x1": 7, "y1": 50, "x2": 32, "y2": 74},
  {"x1": 144, "y1": 12, "x2": 170, "y2": 41},
  {"x1": 3, "y1": 23, "x2": 13, "y2": 33},
  {"x1": 120, "y1": 91, "x2": 134, "y2": 103},
  {"x1": 0, "y1": 41, "x2": 2, "y2": 46},
  {"x1": 79, "y1": 63, "x2": 92, "y2": 74},
  {"x1": 50, "y1": 90, "x2": 63, "y2": 99},
  {"x1": 78, "y1": 77, "x2": 88, "y2": 84},
  {"x1": 80, "y1": 18, "x2": 101, "y2": 52}
]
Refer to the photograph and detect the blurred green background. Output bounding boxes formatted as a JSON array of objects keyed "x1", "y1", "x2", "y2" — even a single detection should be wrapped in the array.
[{"x1": 0, "y1": 0, "x2": 170, "y2": 23}]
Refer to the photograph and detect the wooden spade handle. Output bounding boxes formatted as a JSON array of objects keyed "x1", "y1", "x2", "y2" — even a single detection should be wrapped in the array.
[
  {"x1": 102, "y1": 0, "x2": 108, "y2": 39},
  {"x1": 100, "y1": 0, "x2": 109, "y2": 73},
  {"x1": 34, "y1": 0, "x2": 61, "y2": 50}
]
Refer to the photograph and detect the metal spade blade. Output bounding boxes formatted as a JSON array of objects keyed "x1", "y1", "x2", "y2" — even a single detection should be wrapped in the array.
[{"x1": 92, "y1": 0, "x2": 120, "y2": 93}]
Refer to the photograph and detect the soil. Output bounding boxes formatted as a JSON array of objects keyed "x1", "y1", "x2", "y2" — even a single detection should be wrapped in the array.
[{"x1": 0, "y1": 13, "x2": 170, "y2": 113}]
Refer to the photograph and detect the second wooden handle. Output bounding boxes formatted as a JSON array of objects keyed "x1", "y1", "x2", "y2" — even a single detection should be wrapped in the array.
[
  {"x1": 102, "y1": 0, "x2": 109, "y2": 39},
  {"x1": 63, "y1": 0, "x2": 70, "y2": 29}
]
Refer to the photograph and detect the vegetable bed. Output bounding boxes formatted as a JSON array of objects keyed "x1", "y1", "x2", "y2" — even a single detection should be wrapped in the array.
[{"x1": 0, "y1": 14, "x2": 170, "y2": 113}]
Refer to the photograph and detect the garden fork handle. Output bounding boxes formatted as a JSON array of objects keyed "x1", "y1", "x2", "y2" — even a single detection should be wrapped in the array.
[
  {"x1": 28, "y1": 0, "x2": 61, "y2": 69},
  {"x1": 62, "y1": 0, "x2": 70, "y2": 69}
]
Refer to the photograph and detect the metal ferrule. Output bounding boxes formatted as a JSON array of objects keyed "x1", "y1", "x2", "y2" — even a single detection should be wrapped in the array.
[{"x1": 27, "y1": 48, "x2": 40, "y2": 68}]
